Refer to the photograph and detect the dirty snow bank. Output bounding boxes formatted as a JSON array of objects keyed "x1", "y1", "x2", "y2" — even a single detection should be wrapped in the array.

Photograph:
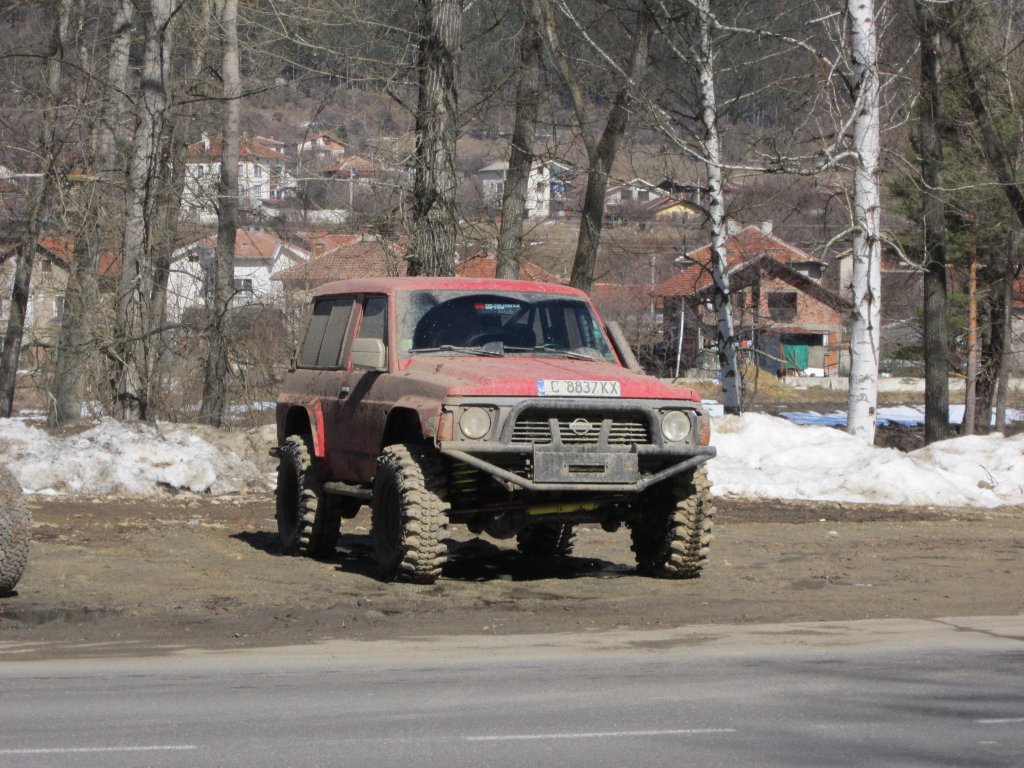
[
  {"x1": 0, "y1": 418, "x2": 276, "y2": 497},
  {"x1": 709, "y1": 413, "x2": 1024, "y2": 508}
]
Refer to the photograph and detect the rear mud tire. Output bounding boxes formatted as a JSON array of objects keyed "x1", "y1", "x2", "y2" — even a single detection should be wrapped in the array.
[
  {"x1": 0, "y1": 466, "x2": 31, "y2": 597},
  {"x1": 516, "y1": 523, "x2": 577, "y2": 557},
  {"x1": 371, "y1": 444, "x2": 449, "y2": 584},
  {"x1": 629, "y1": 466, "x2": 714, "y2": 579},
  {"x1": 276, "y1": 435, "x2": 340, "y2": 559}
]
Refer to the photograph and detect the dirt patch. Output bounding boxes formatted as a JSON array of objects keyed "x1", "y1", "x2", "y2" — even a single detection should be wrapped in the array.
[{"x1": 1, "y1": 494, "x2": 1021, "y2": 660}]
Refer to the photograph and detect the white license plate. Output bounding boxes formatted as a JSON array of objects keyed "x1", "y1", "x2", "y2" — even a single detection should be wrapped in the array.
[{"x1": 536, "y1": 379, "x2": 621, "y2": 397}]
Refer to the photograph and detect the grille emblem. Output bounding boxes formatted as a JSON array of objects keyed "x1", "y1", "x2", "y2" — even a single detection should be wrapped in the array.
[{"x1": 569, "y1": 418, "x2": 593, "y2": 436}]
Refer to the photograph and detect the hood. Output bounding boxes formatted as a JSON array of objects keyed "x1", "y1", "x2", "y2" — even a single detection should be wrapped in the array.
[{"x1": 397, "y1": 354, "x2": 701, "y2": 402}]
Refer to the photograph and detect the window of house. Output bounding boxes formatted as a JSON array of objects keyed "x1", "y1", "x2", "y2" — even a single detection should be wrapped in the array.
[
  {"x1": 232, "y1": 278, "x2": 254, "y2": 297},
  {"x1": 254, "y1": 164, "x2": 263, "y2": 177},
  {"x1": 767, "y1": 291, "x2": 798, "y2": 322},
  {"x1": 53, "y1": 294, "x2": 65, "y2": 322}
]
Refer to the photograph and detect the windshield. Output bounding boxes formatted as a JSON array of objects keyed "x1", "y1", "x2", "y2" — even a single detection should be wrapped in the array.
[{"x1": 396, "y1": 289, "x2": 616, "y2": 362}]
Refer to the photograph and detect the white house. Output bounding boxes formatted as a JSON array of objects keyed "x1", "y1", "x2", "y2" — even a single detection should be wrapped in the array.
[
  {"x1": 165, "y1": 228, "x2": 309, "y2": 322},
  {"x1": 181, "y1": 134, "x2": 296, "y2": 221},
  {"x1": 295, "y1": 132, "x2": 346, "y2": 157},
  {"x1": 478, "y1": 160, "x2": 552, "y2": 219}
]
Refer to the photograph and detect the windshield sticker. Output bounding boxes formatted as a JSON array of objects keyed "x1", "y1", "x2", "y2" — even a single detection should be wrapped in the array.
[
  {"x1": 537, "y1": 379, "x2": 622, "y2": 397},
  {"x1": 474, "y1": 302, "x2": 521, "y2": 314}
]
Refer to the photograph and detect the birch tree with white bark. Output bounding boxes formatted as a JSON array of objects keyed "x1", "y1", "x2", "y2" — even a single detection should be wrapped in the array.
[{"x1": 844, "y1": 0, "x2": 883, "y2": 442}]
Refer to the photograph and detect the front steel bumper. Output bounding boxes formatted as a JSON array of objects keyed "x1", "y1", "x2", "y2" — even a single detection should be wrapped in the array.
[{"x1": 438, "y1": 397, "x2": 716, "y2": 493}]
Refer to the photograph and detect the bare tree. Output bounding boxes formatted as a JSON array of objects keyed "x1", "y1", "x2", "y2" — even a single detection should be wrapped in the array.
[
  {"x1": 949, "y1": 3, "x2": 1024, "y2": 431},
  {"x1": 495, "y1": 0, "x2": 544, "y2": 280},
  {"x1": 110, "y1": 0, "x2": 181, "y2": 420},
  {"x1": 915, "y1": 0, "x2": 949, "y2": 445},
  {"x1": 541, "y1": 0, "x2": 654, "y2": 294},
  {"x1": 0, "y1": 0, "x2": 74, "y2": 419},
  {"x1": 410, "y1": 0, "x2": 463, "y2": 276},
  {"x1": 200, "y1": 0, "x2": 240, "y2": 427},
  {"x1": 49, "y1": 0, "x2": 136, "y2": 427},
  {"x1": 844, "y1": 0, "x2": 883, "y2": 443}
]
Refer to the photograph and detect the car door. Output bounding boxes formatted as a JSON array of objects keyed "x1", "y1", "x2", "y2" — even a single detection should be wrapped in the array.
[
  {"x1": 295, "y1": 294, "x2": 357, "y2": 480},
  {"x1": 330, "y1": 294, "x2": 391, "y2": 482}
]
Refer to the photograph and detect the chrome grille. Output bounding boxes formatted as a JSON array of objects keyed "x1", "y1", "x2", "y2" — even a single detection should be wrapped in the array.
[{"x1": 511, "y1": 414, "x2": 650, "y2": 446}]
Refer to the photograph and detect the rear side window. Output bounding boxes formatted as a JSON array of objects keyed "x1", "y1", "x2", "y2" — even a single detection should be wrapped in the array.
[{"x1": 298, "y1": 296, "x2": 355, "y2": 368}]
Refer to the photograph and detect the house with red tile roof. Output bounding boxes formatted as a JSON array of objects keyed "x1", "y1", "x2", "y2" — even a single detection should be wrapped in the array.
[
  {"x1": 182, "y1": 133, "x2": 296, "y2": 220},
  {"x1": 167, "y1": 228, "x2": 309, "y2": 321},
  {"x1": 271, "y1": 236, "x2": 408, "y2": 295},
  {"x1": 657, "y1": 224, "x2": 851, "y2": 376},
  {"x1": 453, "y1": 251, "x2": 562, "y2": 282},
  {"x1": 0, "y1": 236, "x2": 120, "y2": 361}
]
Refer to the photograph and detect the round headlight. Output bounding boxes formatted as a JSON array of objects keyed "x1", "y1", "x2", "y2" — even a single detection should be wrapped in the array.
[
  {"x1": 459, "y1": 407, "x2": 492, "y2": 440},
  {"x1": 661, "y1": 410, "x2": 692, "y2": 442}
]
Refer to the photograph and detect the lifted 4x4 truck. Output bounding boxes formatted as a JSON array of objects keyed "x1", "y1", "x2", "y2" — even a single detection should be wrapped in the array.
[{"x1": 274, "y1": 277, "x2": 716, "y2": 583}]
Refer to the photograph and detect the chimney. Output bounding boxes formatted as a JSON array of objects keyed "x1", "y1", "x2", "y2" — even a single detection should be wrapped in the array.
[
  {"x1": 760, "y1": 220, "x2": 773, "y2": 235},
  {"x1": 201, "y1": 132, "x2": 210, "y2": 151}
]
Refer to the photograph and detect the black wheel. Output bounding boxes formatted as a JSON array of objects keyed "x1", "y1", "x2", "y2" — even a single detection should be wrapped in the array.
[
  {"x1": 0, "y1": 466, "x2": 30, "y2": 597},
  {"x1": 516, "y1": 522, "x2": 577, "y2": 557},
  {"x1": 276, "y1": 434, "x2": 341, "y2": 559},
  {"x1": 629, "y1": 466, "x2": 714, "y2": 579},
  {"x1": 371, "y1": 444, "x2": 449, "y2": 584}
]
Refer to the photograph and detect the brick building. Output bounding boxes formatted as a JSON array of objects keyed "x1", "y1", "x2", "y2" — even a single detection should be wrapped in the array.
[{"x1": 657, "y1": 225, "x2": 852, "y2": 376}]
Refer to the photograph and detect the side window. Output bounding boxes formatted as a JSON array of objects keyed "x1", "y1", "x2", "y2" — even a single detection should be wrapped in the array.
[
  {"x1": 352, "y1": 295, "x2": 388, "y2": 371},
  {"x1": 297, "y1": 296, "x2": 355, "y2": 368}
]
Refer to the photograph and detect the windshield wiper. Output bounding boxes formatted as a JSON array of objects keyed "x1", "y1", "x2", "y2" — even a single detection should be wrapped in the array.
[
  {"x1": 504, "y1": 343, "x2": 595, "y2": 360},
  {"x1": 408, "y1": 343, "x2": 505, "y2": 357}
]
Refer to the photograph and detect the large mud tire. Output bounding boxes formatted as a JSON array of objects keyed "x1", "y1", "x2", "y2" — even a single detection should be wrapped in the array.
[
  {"x1": 629, "y1": 466, "x2": 714, "y2": 579},
  {"x1": 516, "y1": 523, "x2": 577, "y2": 558},
  {"x1": 276, "y1": 435, "x2": 341, "y2": 559},
  {"x1": 371, "y1": 444, "x2": 449, "y2": 584},
  {"x1": 0, "y1": 466, "x2": 31, "y2": 596}
]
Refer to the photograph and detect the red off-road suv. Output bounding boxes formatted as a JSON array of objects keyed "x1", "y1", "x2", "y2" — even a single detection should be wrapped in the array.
[{"x1": 274, "y1": 277, "x2": 716, "y2": 583}]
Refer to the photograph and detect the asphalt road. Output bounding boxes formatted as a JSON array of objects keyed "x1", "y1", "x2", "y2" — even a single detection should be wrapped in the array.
[{"x1": 1, "y1": 617, "x2": 1022, "y2": 767}]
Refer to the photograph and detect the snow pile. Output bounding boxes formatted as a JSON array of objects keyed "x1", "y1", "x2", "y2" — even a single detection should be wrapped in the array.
[
  {"x1": 0, "y1": 418, "x2": 276, "y2": 497},
  {"x1": 709, "y1": 413, "x2": 1024, "y2": 508},
  {"x1": 0, "y1": 413, "x2": 1021, "y2": 507}
]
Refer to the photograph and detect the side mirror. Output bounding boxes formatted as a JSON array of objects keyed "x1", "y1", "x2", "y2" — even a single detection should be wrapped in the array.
[
  {"x1": 605, "y1": 321, "x2": 644, "y2": 373},
  {"x1": 351, "y1": 337, "x2": 387, "y2": 371}
]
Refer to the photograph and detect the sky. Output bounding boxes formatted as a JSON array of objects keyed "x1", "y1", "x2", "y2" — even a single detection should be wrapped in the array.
[{"x1": 0, "y1": 409, "x2": 1021, "y2": 508}]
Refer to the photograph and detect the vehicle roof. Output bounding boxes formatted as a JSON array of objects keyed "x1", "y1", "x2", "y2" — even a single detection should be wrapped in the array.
[{"x1": 311, "y1": 276, "x2": 589, "y2": 299}]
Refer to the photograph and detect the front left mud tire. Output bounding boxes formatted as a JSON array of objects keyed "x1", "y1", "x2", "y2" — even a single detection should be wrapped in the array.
[
  {"x1": 276, "y1": 434, "x2": 341, "y2": 559},
  {"x1": 371, "y1": 444, "x2": 449, "y2": 584}
]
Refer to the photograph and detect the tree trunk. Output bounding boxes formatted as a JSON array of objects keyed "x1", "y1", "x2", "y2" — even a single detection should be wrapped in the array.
[
  {"x1": 49, "y1": 0, "x2": 135, "y2": 427},
  {"x1": 0, "y1": 0, "x2": 73, "y2": 419},
  {"x1": 410, "y1": 0, "x2": 462, "y2": 277},
  {"x1": 993, "y1": 241, "x2": 1017, "y2": 433},
  {"x1": 695, "y1": 0, "x2": 740, "y2": 415},
  {"x1": 916, "y1": 0, "x2": 949, "y2": 445},
  {"x1": 845, "y1": 0, "x2": 883, "y2": 443},
  {"x1": 495, "y1": 0, "x2": 543, "y2": 280},
  {"x1": 111, "y1": 0, "x2": 177, "y2": 421},
  {"x1": 567, "y1": 8, "x2": 653, "y2": 293},
  {"x1": 200, "y1": 0, "x2": 240, "y2": 427}
]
